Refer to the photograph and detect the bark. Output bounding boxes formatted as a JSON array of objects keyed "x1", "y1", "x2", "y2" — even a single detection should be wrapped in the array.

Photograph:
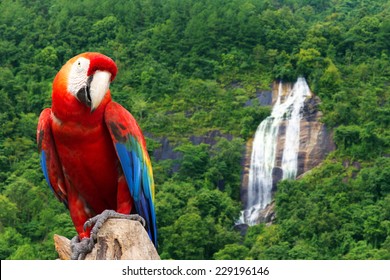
[{"x1": 54, "y1": 219, "x2": 160, "y2": 260}]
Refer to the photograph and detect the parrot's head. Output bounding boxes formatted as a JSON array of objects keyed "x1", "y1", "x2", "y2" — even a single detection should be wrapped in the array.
[{"x1": 52, "y1": 52, "x2": 118, "y2": 115}]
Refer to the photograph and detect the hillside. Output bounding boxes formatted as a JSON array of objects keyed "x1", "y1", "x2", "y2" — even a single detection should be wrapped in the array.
[{"x1": 0, "y1": 0, "x2": 389, "y2": 259}]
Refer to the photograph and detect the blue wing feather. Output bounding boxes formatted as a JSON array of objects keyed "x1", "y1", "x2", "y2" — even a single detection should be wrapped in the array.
[
  {"x1": 40, "y1": 151, "x2": 52, "y2": 191},
  {"x1": 105, "y1": 102, "x2": 157, "y2": 247},
  {"x1": 115, "y1": 141, "x2": 157, "y2": 246},
  {"x1": 132, "y1": 150, "x2": 141, "y2": 201},
  {"x1": 142, "y1": 164, "x2": 152, "y2": 199},
  {"x1": 115, "y1": 144, "x2": 134, "y2": 196}
]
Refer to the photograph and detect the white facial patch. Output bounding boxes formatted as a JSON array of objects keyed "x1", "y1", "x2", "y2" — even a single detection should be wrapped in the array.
[{"x1": 67, "y1": 57, "x2": 90, "y2": 95}]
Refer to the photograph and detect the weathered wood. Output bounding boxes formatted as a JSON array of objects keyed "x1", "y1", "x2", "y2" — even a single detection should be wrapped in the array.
[
  {"x1": 54, "y1": 234, "x2": 72, "y2": 260},
  {"x1": 54, "y1": 219, "x2": 160, "y2": 260}
]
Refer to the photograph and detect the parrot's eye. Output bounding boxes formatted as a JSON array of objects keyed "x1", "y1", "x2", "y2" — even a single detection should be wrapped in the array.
[
  {"x1": 75, "y1": 58, "x2": 90, "y2": 73},
  {"x1": 67, "y1": 57, "x2": 91, "y2": 96}
]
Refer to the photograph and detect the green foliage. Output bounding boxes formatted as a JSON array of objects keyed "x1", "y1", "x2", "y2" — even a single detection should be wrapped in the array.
[
  {"x1": 0, "y1": 195, "x2": 18, "y2": 228},
  {"x1": 214, "y1": 244, "x2": 250, "y2": 260},
  {"x1": 0, "y1": 228, "x2": 27, "y2": 260},
  {"x1": 0, "y1": 0, "x2": 388, "y2": 260},
  {"x1": 174, "y1": 143, "x2": 210, "y2": 181}
]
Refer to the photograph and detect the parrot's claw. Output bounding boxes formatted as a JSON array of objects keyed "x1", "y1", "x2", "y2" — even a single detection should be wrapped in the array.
[
  {"x1": 70, "y1": 210, "x2": 145, "y2": 259},
  {"x1": 84, "y1": 210, "x2": 146, "y2": 241},
  {"x1": 70, "y1": 236, "x2": 94, "y2": 260}
]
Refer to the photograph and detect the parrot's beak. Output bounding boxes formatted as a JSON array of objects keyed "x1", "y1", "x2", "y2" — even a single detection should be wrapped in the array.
[
  {"x1": 77, "y1": 70, "x2": 111, "y2": 112},
  {"x1": 89, "y1": 70, "x2": 111, "y2": 112}
]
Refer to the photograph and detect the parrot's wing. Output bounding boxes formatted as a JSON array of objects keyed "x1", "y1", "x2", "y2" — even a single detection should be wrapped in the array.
[
  {"x1": 104, "y1": 102, "x2": 157, "y2": 246},
  {"x1": 37, "y1": 108, "x2": 68, "y2": 207}
]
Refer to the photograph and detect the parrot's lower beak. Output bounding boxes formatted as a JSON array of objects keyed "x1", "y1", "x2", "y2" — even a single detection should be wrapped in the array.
[{"x1": 76, "y1": 76, "x2": 93, "y2": 108}]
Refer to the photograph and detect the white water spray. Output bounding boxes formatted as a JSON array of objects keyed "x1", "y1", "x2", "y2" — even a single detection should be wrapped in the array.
[{"x1": 239, "y1": 78, "x2": 311, "y2": 225}]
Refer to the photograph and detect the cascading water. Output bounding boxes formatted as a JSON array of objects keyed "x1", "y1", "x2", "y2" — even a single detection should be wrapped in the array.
[
  {"x1": 281, "y1": 78, "x2": 311, "y2": 179},
  {"x1": 239, "y1": 77, "x2": 311, "y2": 225}
]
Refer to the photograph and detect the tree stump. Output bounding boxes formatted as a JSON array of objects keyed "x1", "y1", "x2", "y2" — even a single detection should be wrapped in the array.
[{"x1": 54, "y1": 219, "x2": 160, "y2": 260}]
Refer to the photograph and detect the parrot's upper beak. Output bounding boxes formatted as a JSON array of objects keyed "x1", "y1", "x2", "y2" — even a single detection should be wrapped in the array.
[
  {"x1": 89, "y1": 70, "x2": 111, "y2": 112},
  {"x1": 76, "y1": 70, "x2": 111, "y2": 112}
]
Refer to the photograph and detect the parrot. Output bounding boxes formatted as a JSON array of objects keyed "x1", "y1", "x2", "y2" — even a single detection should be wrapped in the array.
[{"x1": 37, "y1": 52, "x2": 157, "y2": 259}]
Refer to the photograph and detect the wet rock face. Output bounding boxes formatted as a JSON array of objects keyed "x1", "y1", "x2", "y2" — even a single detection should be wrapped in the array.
[
  {"x1": 256, "y1": 90, "x2": 273, "y2": 106},
  {"x1": 153, "y1": 137, "x2": 181, "y2": 161},
  {"x1": 240, "y1": 138, "x2": 254, "y2": 209},
  {"x1": 245, "y1": 89, "x2": 273, "y2": 107},
  {"x1": 271, "y1": 167, "x2": 283, "y2": 192},
  {"x1": 298, "y1": 97, "x2": 335, "y2": 174}
]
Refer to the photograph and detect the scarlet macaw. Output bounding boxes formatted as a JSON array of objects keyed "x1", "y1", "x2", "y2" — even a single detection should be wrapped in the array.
[{"x1": 37, "y1": 52, "x2": 157, "y2": 259}]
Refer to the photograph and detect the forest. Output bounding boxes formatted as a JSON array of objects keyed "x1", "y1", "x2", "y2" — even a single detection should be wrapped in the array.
[{"x1": 0, "y1": 0, "x2": 389, "y2": 260}]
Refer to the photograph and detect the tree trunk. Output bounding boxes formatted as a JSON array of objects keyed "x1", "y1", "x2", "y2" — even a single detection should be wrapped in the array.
[{"x1": 54, "y1": 219, "x2": 160, "y2": 260}]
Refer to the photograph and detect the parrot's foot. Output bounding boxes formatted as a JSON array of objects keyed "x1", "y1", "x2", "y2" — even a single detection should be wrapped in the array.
[
  {"x1": 84, "y1": 209, "x2": 146, "y2": 243},
  {"x1": 70, "y1": 210, "x2": 145, "y2": 260},
  {"x1": 70, "y1": 236, "x2": 94, "y2": 260}
]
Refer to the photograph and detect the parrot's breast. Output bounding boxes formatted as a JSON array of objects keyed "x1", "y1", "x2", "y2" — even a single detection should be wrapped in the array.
[{"x1": 51, "y1": 118, "x2": 121, "y2": 214}]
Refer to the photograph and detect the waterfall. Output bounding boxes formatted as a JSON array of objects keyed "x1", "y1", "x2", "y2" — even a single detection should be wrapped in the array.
[
  {"x1": 281, "y1": 78, "x2": 311, "y2": 179},
  {"x1": 239, "y1": 77, "x2": 311, "y2": 225}
]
